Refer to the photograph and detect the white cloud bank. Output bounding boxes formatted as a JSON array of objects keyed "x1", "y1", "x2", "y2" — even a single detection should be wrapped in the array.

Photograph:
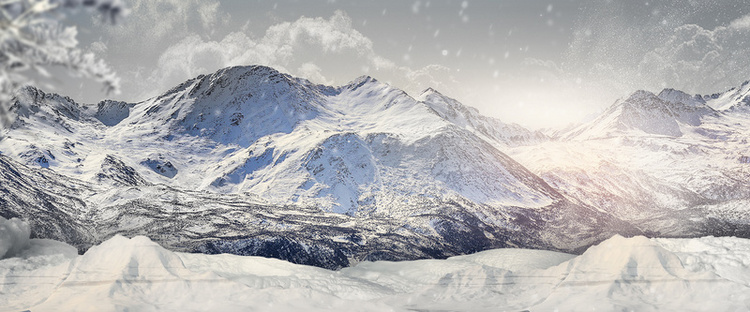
[
  {"x1": 730, "y1": 13, "x2": 750, "y2": 30},
  {"x1": 104, "y1": 0, "x2": 224, "y2": 50},
  {"x1": 85, "y1": 1, "x2": 750, "y2": 130},
  {"x1": 141, "y1": 10, "x2": 453, "y2": 101},
  {"x1": 639, "y1": 22, "x2": 750, "y2": 93},
  {"x1": 563, "y1": 3, "x2": 750, "y2": 99},
  {"x1": 499, "y1": 4, "x2": 750, "y2": 129}
]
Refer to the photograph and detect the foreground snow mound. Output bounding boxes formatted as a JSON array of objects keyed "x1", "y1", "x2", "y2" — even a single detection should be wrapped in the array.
[
  {"x1": 3, "y1": 235, "x2": 397, "y2": 312},
  {"x1": 0, "y1": 216, "x2": 30, "y2": 259},
  {"x1": 534, "y1": 235, "x2": 741, "y2": 311},
  {"x1": 2, "y1": 234, "x2": 750, "y2": 311},
  {"x1": 29, "y1": 235, "x2": 271, "y2": 312}
]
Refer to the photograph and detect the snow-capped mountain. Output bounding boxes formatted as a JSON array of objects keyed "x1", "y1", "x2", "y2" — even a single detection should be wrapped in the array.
[
  {"x1": 1, "y1": 66, "x2": 557, "y2": 214},
  {"x1": 2, "y1": 65, "x2": 749, "y2": 268},
  {"x1": 509, "y1": 82, "x2": 750, "y2": 237},
  {"x1": 419, "y1": 87, "x2": 547, "y2": 146},
  {"x1": 564, "y1": 89, "x2": 718, "y2": 139},
  {"x1": 705, "y1": 80, "x2": 750, "y2": 111},
  {"x1": 0, "y1": 65, "x2": 638, "y2": 268}
]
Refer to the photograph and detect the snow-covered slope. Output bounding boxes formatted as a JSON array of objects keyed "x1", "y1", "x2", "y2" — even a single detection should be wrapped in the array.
[
  {"x1": 3, "y1": 219, "x2": 750, "y2": 311},
  {"x1": 419, "y1": 87, "x2": 547, "y2": 146},
  {"x1": 565, "y1": 89, "x2": 717, "y2": 139},
  {"x1": 705, "y1": 80, "x2": 750, "y2": 111},
  {"x1": 1, "y1": 65, "x2": 641, "y2": 268},
  {"x1": 4, "y1": 65, "x2": 750, "y2": 269},
  {"x1": 509, "y1": 82, "x2": 750, "y2": 237},
  {"x1": 0, "y1": 153, "x2": 564, "y2": 269},
  {"x1": 1, "y1": 66, "x2": 559, "y2": 214}
]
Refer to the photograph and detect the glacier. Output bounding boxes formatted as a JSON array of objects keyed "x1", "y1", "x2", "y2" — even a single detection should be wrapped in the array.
[{"x1": 1, "y1": 216, "x2": 749, "y2": 311}]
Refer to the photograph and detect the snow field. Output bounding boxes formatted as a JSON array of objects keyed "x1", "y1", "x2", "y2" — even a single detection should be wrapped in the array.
[{"x1": 2, "y1": 217, "x2": 749, "y2": 311}]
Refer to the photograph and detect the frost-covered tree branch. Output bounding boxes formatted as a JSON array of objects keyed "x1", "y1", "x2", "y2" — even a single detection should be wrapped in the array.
[{"x1": 0, "y1": 0, "x2": 125, "y2": 131}]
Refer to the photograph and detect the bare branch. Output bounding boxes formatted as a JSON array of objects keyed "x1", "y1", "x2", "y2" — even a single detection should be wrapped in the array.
[{"x1": 0, "y1": 0, "x2": 126, "y2": 133}]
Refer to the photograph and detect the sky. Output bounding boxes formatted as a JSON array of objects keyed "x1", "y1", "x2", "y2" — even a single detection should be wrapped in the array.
[{"x1": 58, "y1": 0, "x2": 750, "y2": 130}]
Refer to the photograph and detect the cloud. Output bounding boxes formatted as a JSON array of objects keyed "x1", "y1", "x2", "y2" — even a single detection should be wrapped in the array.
[
  {"x1": 730, "y1": 14, "x2": 750, "y2": 30},
  {"x1": 100, "y1": 0, "x2": 225, "y2": 55},
  {"x1": 638, "y1": 23, "x2": 750, "y2": 92},
  {"x1": 297, "y1": 63, "x2": 332, "y2": 85},
  {"x1": 197, "y1": 1, "x2": 221, "y2": 31},
  {"x1": 143, "y1": 10, "x2": 448, "y2": 100},
  {"x1": 547, "y1": 0, "x2": 750, "y2": 120},
  {"x1": 88, "y1": 41, "x2": 108, "y2": 54}
]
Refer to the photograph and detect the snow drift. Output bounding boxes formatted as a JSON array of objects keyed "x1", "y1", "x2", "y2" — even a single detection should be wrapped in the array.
[
  {"x1": 1, "y1": 219, "x2": 749, "y2": 311},
  {"x1": 0, "y1": 216, "x2": 30, "y2": 259}
]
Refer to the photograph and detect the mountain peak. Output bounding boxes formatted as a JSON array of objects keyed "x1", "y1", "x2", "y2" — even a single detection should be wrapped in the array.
[
  {"x1": 12, "y1": 85, "x2": 77, "y2": 106},
  {"x1": 421, "y1": 87, "x2": 439, "y2": 95},
  {"x1": 417, "y1": 87, "x2": 450, "y2": 103},
  {"x1": 416, "y1": 86, "x2": 544, "y2": 146},
  {"x1": 704, "y1": 79, "x2": 750, "y2": 111},
  {"x1": 344, "y1": 75, "x2": 379, "y2": 90},
  {"x1": 9, "y1": 85, "x2": 83, "y2": 125},
  {"x1": 154, "y1": 65, "x2": 295, "y2": 102},
  {"x1": 210, "y1": 65, "x2": 294, "y2": 87},
  {"x1": 217, "y1": 65, "x2": 283, "y2": 78},
  {"x1": 130, "y1": 64, "x2": 326, "y2": 147},
  {"x1": 657, "y1": 88, "x2": 706, "y2": 107},
  {"x1": 624, "y1": 90, "x2": 658, "y2": 103},
  {"x1": 567, "y1": 87, "x2": 721, "y2": 140}
]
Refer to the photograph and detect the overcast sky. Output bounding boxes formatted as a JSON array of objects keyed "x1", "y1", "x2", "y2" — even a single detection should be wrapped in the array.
[{"x1": 60, "y1": 0, "x2": 750, "y2": 129}]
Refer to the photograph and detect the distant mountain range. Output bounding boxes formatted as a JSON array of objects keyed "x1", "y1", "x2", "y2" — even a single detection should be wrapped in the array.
[{"x1": 2, "y1": 65, "x2": 749, "y2": 268}]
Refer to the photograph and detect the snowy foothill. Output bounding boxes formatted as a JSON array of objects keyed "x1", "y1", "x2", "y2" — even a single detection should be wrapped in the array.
[{"x1": 1, "y1": 217, "x2": 749, "y2": 311}]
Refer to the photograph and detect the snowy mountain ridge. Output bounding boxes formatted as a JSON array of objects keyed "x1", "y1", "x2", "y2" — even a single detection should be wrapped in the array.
[
  {"x1": 508, "y1": 80, "x2": 750, "y2": 238},
  {"x1": 705, "y1": 80, "x2": 750, "y2": 111},
  {"x1": 419, "y1": 87, "x2": 548, "y2": 146},
  {"x1": 2, "y1": 64, "x2": 750, "y2": 268},
  {"x1": 1, "y1": 65, "x2": 635, "y2": 268},
  {"x1": 564, "y1": 88, "x2": 718, "y2": 139},
  {"x1": 1, "y1": 65, "x2": 557, "y2": 214}
]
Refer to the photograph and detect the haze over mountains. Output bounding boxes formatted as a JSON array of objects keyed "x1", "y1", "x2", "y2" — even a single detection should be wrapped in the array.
[{"x1": 2, "y1": 65, "x2": 750, "y2": 268}]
